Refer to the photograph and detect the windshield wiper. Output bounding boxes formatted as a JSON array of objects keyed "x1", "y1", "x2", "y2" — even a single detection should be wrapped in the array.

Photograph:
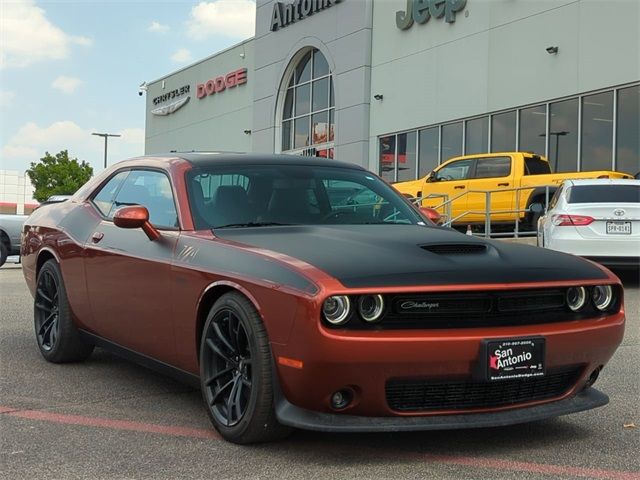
[{"x1": 214, "y1": 222, "x2": 293, "y2": 229}]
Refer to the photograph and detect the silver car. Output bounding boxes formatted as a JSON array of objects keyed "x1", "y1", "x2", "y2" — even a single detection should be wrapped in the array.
[
  {"x1": 537, "y1": 179, "x2": 640, "y2": 268},
  {"x1": 0, "y1": 214, "x2": 27, "y2": 267}
]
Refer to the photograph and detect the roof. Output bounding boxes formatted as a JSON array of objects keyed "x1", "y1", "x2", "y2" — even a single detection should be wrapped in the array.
[
  {"x1": 168, "y1": 152, "x2": 367, "y2": 170},
  {"x1": 565, "y1": 179, "x2": 640, "y2": 186}
]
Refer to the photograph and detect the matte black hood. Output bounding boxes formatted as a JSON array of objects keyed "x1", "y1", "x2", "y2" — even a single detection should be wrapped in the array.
[{"x1": 215, "y1": 225, "x2": 607, "y2": 288}]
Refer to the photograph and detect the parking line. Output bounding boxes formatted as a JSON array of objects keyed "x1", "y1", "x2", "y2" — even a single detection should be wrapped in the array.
[
  {"x1": 1, "y1": 406, "x2": 219, "y2": 440},
  {"x1": 417, "y1": 454, "x2": 640, "y2": 480},
  {"x1": 1, "y1": 405, "x2": 638, "y2": 479}
]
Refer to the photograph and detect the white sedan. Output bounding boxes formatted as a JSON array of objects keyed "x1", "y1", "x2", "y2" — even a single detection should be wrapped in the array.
[{"x1": 537, "y1": 179, "x2": 640, "y2": 267}]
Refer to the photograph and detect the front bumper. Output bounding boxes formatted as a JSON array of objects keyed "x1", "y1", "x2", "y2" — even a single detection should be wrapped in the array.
[
  {"x1": 275, "y1": 387, "x2": 608, "y2": 432},
  {"x1": 272, "y1": 310, "x2": 624, "y2": 418}
]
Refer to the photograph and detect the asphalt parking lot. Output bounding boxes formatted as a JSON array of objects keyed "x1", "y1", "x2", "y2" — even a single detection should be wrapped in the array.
[{"x1": 1, "y1": 261, "x2": 638, "y2": 480}]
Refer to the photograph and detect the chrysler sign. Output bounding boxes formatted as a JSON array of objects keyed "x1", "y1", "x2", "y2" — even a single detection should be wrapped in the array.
[
  {"x1": 396, "y1": 0, "x2": 466, "y2": 30},
  {"x1": 271, "y1": 0, "x2": 341, "y2": 32}
]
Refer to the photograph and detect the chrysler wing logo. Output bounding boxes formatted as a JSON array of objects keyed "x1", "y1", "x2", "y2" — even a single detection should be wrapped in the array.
[
  {"x1": 400, "y1": 301, "x2": 440, "y2": 310},
  {"x1": 614, "y1": 209, "x2": 625, "y2": 217},
  {"x1": 151, "y1": 96, "x2": 190, "y2": 116}
]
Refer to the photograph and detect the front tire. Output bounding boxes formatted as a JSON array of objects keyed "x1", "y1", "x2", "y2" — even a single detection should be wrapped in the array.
[
  {"x1": 34, "y1": 260, "x2": 94, "y2": 363},
  {"x1": 199, "y1": 292, "x2": 291, "y2": 444},
  {"x1": 0, "y1": 242, "x2": 7, "y2": 267}
]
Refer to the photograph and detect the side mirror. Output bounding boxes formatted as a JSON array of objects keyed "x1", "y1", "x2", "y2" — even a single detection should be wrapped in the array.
[
  {"x1": 113, "y1": 206, "x2": 160, "y2": 241},
  {"x1": 426, "y1": 171, "x2": 437, "y2": 183},
  {"x1": 419, "y1": 207, "x2": 443, "y2": 225}
]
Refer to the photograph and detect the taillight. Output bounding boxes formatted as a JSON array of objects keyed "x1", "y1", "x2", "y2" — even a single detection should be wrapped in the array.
[{"x1": 552, "y1": 214, "x2": 595, "y2": 226}]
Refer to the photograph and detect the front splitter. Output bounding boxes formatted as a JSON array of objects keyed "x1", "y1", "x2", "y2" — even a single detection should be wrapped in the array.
[{"x1": 275, "y1": 388, "x2": 608, "y2": 432}]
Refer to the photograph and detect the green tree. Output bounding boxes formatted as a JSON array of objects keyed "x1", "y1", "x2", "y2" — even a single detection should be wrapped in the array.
[{"x1": 26, "y1": 150, "x2": 93, "y2": 202}]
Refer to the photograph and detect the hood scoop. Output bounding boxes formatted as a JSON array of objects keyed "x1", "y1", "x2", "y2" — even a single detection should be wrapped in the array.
[{"x1": 420, "y1": 243, "x2": 487, "y2": 255}]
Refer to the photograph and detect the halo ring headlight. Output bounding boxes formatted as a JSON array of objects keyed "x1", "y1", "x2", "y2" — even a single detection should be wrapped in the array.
[
  {"x1": 566, "y1": 286, "x2": 587, "y2": 312},
  {"x1": 358, "y1": 295, "x2": 385, "y2": 323},
  {"x1": 592, "y1": 285, "x2": 614, "y2": 311},
  {"x1": 322, "y1": 296, "x2": 351, "y2": 325}
]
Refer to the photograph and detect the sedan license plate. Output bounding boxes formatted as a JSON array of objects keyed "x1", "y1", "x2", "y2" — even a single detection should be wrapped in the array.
[
  {"x1": 606, "y1": 221, "x2": 631, "y2": 235},
  {"x1": 482, "y1": 338, "x2": 545, "y2": 381}
]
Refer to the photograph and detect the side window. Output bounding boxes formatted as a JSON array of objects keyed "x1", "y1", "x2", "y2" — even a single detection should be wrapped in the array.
[
  {"x1": 473, "y1": 157, "x2": 512, "y2": 179},
  {"x1": 111, "y1": 170, "x2": 178, "y2": 229},
  {"x1": 92, "y1": 171, "x2": 130, "y2": 217},
  {"x1": 435, "y1": 160, "x2": 474, "y2": 182}
]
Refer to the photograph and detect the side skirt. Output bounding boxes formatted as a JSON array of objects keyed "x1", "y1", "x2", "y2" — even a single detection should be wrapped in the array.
[{"x1": 78, "y1": 330, "x2": 201, "y2": 389}]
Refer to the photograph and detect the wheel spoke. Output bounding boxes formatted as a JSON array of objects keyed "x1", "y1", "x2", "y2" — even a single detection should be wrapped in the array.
[
  {"x1": 241, "y1": 377, "x2": 252, "y2": 388},
  {"x1": 226, "y1": 376, "x2": 241, "y2": 423},
  {"x1": 232, "y1": 378, "x2": 244, "y2": 421},
  {"x1": 213, "y1": 322, "x2": 235, "y2": 355},
  {"x1": 41, "y1": 318, "x2": 56, "y2": 345},
  {"x1": 35, "y1": 302, "x2": 53, "y2": 313},
  {"x1": 204, "y1": 367, "x2": 234, "y2": 387},
  {"x1": 206, "y1": 338, "x2": 233, "y2": 364},
  {"x1": 210, "y1": 378, "x2": 234, "y2": 406},
  {"x1": 38, "y1": 312, "x2": 56, "y2": 335},
  {"x1": 36, "y1": 287, "x2": 53, "y2": 304},
  {"x1": 227, "y1": 313, "x2": 240, "y2": 351}
]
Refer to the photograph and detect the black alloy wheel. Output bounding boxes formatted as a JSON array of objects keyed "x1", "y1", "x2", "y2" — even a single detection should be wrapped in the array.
[
  {"x1": 203, "y1": 307, "x2": 253, "y2": 427},
  {"x1": 35, "y1": 268, "x2": 60, "y2": 351},
  {"x1": 200, "y1": 292, "x2": 291, "y2": 444},
  {"x1": 34, "y1": 260, "x2": 94, "y2": 363}
]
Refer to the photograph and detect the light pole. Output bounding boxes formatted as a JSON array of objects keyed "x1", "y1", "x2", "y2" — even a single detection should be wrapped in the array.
[
  {"x1": 539, "y1": 131, "x2": 569, "y2": 171},
  {"x1": 92, "y1": 132, "x2": 121, "y2": 169}
]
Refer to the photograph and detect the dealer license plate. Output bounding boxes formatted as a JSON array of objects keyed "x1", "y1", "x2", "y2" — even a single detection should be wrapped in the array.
[
  {"x1": 606, "y1": 221, "x2": 631, "y2": 235},
  {"x1": 483, "y1": 337, "x2": 545, "y2": 381}
]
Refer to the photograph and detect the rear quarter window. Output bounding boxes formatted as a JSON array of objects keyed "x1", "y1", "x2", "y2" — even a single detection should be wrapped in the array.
[{"x1": 524, "y1": 157, "x2": 551, "y2": 175}]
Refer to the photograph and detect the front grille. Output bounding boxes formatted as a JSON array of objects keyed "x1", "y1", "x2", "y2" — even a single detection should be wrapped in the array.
[
  {"x1": 377, "y1": 289, "x2": 581, "y2": 329},
  {"x1": 421, "y1": 244, "x2": 487, "y2": 255},
  {"x1": 386, "y1": 367, "x2": 582, "y2": 412}
]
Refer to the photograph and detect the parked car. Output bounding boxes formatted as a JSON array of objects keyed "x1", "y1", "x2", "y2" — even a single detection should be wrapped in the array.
[
  {"x1": 22, "y1": 153, "x2": 625, "y2": 444},
  {"x1": 537, "y1": 179, "x2": 640, "y2": 268},
  {"x1": 0, "y1": 214, "x2": 27, "y2": 267},
  {"x1": 393, "y1": 152, "x2": 633, "y2": 226}
]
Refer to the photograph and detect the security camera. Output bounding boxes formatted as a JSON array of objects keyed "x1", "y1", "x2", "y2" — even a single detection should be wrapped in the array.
[
  {"x1": 546, "y1": 46, "x2": 559, "y2": 54},
  {"x1": 138, "y1": 90, "x2": 144, "y2": 96}
]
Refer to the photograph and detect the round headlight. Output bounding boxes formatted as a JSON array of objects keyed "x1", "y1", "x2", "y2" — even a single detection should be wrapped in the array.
[
  {"x1": 592, "y1": 285, "x2": 614, "y2": 311},
  {"x1": 566, "y1": 286, "x2": 587, "y2": 311},
  {"x1": 358, "y1": 295, "x2": 385, "y2": 322},
  {"x1": 322, "y1": 296, "x2": 351, "y2": 325}
]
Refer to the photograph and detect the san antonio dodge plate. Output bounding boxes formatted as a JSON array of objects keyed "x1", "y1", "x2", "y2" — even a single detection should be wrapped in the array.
[{"x1": 21, "y1": 153, "x2": 625, "y2": 444}]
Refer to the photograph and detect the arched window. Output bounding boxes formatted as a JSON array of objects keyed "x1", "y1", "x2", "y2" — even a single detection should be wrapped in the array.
[{"x1": 281, "y1": 49, "x2": 335, "y2": 158}]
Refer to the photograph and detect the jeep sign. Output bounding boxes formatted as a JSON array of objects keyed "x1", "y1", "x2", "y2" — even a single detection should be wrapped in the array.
[{"x1": 396, "y1": 0, "x2": 467, "y2": 30}]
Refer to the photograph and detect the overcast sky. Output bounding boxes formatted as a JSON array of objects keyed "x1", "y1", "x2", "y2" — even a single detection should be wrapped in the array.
[{"x1": 0, "y1": 0, "x2": 256, "y2": 174}]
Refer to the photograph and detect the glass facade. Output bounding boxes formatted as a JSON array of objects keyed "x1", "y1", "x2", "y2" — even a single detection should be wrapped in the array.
[
  {"x1": 282, "y1": 49, "x2": 334, "y2": 157},
  {"x1": 548, "y1": 98, "x2": 578, "y2": 172},
  {"x1": 378, "y1": 83, "x2": 639, "y2": 180}
]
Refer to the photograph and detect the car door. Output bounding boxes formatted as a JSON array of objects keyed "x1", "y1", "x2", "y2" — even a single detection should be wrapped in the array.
[
  {"x1": 420, "y1": 158, "x2": 473, "y2": 223},
  {"x1": 83, "y1": 168, "x2": 180, "y2": 364},
  {"x1": 466, "y1": 156, "x2": 515, "y2": 222}
]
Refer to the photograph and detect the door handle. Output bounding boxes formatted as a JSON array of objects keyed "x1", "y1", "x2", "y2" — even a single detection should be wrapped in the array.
[
  {"x1": 498, "y1": 182, "x2": 510, "y2": 187},
  {"x1": 91, "y1": 232, "x2": 104, "y2": 243},
  {"x1": 454, "y1": 186, "x2": 466, "y2": 190}
]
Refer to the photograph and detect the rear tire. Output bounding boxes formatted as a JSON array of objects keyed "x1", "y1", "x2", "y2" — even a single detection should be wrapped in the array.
[
  {"x1": 34, "y1": 260, "x2": 94, "y2": 363},
  {"x1": 200, "y1": 292, "x2": 291, "y2": 444},
  {"x1": 0, "y1": 242, "x2": 7, "y2": 267}
]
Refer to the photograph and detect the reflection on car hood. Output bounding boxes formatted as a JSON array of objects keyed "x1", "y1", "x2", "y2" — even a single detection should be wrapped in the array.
[{"x1": 214, "y1": 225, "x2": 607, "y2": 288}]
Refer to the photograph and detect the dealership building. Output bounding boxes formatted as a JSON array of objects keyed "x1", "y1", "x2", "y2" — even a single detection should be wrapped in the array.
[{"x1": 144, "y1": 0, "x2": 640, "y2": 182}]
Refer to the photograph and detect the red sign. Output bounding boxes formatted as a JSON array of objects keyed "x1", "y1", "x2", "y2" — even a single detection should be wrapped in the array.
[{"x1": 196, "y1": 68, "x2": 247, "y2": 99}]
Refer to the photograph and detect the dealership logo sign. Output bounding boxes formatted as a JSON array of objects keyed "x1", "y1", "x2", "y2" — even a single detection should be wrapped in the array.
[
  {"x1": 271, "y1": 0, "x2": 341, "y2": 32},
  {"x1": 396, "y1": 0, "x2": 467, "y2": 30},
  {"x1": 196, "y1": 68, "x2": 248, "y2": 100},
  {"x1": 151, "y1": 85, "x2": 191, "y2": 116}
]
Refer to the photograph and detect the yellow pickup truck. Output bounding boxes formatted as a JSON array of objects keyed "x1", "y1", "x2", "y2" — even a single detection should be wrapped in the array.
[{"x1": 393, "y1": 152, "x2": 633, "y2": 226}]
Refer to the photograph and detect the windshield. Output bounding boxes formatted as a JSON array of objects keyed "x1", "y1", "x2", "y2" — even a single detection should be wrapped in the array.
[{"x1": 186, "y1": 164, "x2": 422, "y2": 229}]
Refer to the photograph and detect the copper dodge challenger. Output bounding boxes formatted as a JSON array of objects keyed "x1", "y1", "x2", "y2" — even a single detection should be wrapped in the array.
[{"x1": 21, "y1": 153, "x2": 625, "y2": 444}]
